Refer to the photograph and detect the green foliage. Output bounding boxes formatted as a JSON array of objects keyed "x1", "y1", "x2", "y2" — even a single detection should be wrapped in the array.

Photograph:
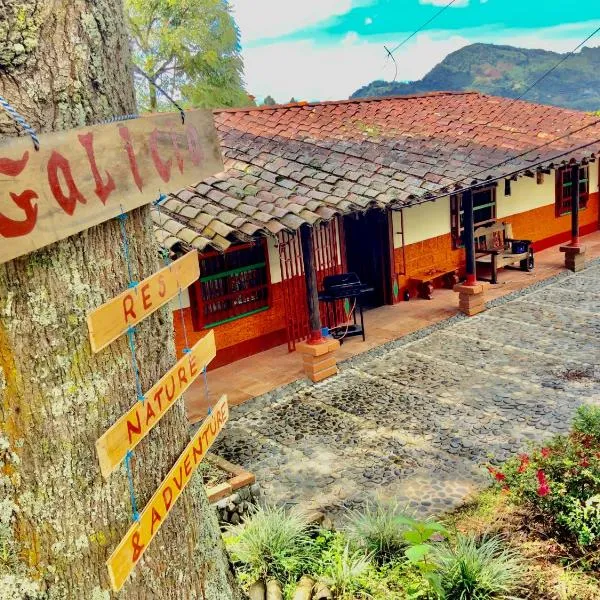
[
  {"x1": 491, "y1": 421, "x2": 600, "y2": 548},
  {"x1": 318, "y1": 539, "x2": 373, "y2": 599},
  {"x1": 262, "y1": 95, "x2": 277, "y2": 106},
  {"x1": 432, "y1": 535, "x2": 525, "y2": 600},
  {"x1": 572, "y1": 404, "x2": 600, "y2": 441},
  {"x1": 225, "y1": 505, "x2": 314, "y2": 584},
  {"x1": 351, "y1": 43, "x2": 600, "y2": 111},
  {"x1": 344, "y1": 500, "x2": 411, "y2": 563},
  {"x1": 126, "y1": 0, "x2": 252, "y2": 110}
]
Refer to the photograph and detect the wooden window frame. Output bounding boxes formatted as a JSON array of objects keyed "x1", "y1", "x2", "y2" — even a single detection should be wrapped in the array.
[
  {"x1": 555, "y1": 165, "x2": 589, "y2": 217},
  {"x1": 451, "y1": 185, "x2": 497, "y2": 249},
  {"x1": 189, "y1": 239, "x2": 271, "y2": 330}
]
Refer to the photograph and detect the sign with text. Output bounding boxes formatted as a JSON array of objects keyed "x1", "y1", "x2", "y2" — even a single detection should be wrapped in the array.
[
  {"x1": 87, "y1": 250, "x2": 199, "y2": 352},
  {"x1": 96, "y1": 330, "x2": 216, "y2": 479},
  {"x1": 106, "y1": 395, "x2": 229, "y2": 592},
  {"x1": 0, "y1": 110, "x2": 222, "y2": 264}
]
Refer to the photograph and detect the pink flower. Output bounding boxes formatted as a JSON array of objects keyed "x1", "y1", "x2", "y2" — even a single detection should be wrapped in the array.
[
  {"x1": 541, "y1": 448, "x2": 551, "y2": 459},
  {"x1": 537, "y1": 469, "x2": 550, "y2": 497}
]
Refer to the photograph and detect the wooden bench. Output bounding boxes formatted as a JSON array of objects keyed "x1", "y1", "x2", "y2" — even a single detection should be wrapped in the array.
[
  {"x1": 410, "y1": 268, "x2": 460, "y2": 300},
  {"x1": 474, "y1": 222, "x2": 534, "y2": 284}
]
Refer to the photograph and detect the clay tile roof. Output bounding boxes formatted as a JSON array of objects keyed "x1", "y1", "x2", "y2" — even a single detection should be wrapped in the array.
[{"x1": 155, "y1": 91, "x2": 600, "y2": 252}]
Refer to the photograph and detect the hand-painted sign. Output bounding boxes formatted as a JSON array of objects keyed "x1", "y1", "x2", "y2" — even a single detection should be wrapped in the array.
[
  {"x1": 0, "y1": 110, "x2": 222, "y2": 264},
  {"x1": 87, "y1": 250, "x2": 199, "y2": 353},
  {"x1": 96, "y1": 330, "x2": 216, "y2": 479},
  {"x1": 106, "y1": 395, "x2": 228, "y2": 592}
]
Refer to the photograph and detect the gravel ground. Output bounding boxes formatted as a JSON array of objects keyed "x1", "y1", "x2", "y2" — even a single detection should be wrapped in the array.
[{"x1": 212, "y1": 259, "x2": 600, "y2": 523}]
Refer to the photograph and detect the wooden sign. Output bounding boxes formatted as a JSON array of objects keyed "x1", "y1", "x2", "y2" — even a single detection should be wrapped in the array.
[
  {"x1": 96, "y1": 330, "x2": 216, "y2": 478},
  {"x1": 0, "y1": 110, "x2": 222, "y2": 264},
  {"x1": 87, "y1": 250, "x2": 199, "y2": 353},
  {"x1": 106, "y1": 395, "x2": 228, "y2": 592}
]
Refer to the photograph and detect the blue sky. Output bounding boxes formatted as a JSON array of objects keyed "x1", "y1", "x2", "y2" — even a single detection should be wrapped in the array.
[{"x1": 229, "y1": 0, "x2": 600, "y2": 102}]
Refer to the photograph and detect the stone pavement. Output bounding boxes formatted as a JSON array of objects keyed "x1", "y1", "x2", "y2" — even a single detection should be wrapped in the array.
[{"x1": 212, "y1": 261, "x2": 600, "y2": 522}]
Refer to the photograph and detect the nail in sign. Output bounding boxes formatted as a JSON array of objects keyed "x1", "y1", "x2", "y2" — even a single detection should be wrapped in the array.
[
  {"x1": 106, "y1": 395, "x2": 229, "y2": 592},
  {"x1": 96, "y1": 329, "x2": 216, "y2": 479},
  {"x1": 87, "y1": 250, "x2": 199, "y2": 353}
]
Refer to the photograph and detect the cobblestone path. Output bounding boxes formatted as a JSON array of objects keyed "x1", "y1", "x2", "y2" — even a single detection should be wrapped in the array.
[{"x1": 212, "y1": 262, "x2": 600, "y2": 522}]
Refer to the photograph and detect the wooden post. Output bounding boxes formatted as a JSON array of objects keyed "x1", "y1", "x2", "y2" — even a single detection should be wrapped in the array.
[
  {"x1": 463, "y1": 189, "x2": 476, "y2": 285},
  {"x1": 300, "y1": 225, "x2": 323, "y2": 344},
  {"x1": 571, "y1": 163, "x2": 580, "y2": 247}
]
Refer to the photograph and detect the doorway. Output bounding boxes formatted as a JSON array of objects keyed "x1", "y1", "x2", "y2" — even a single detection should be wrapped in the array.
[{"x1": 343, "y1": 209, "x2": 394, "y2": 308}]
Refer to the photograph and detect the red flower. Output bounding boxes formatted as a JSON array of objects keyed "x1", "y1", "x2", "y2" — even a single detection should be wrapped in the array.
[
  {"x1": 501, "y1": 485, "x2": 510, "y2": 494},
  {"x1": 580, "y1": 457, "x2": 590, "y2": 468},
  {"x1": 487, "y1": 466, "x2": 506, "y2": 481},
  {"x1": 537, "y1": 469, "x2": 550, "y2": 497},
  {"x1": 541, "y1": 448, "x2": 551, "y2": 458},
  {"x1": 517, "y1": 454, "x2": 530, "y2": 473}
]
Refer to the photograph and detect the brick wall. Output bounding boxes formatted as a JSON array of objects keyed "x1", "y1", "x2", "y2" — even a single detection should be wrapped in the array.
[{"x1": 174, "y1": 282, "x2": 287, "y2": 369}]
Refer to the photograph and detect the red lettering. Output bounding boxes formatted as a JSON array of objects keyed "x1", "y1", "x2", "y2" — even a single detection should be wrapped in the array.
[
  {"x1": 165, "y1": 374, "x2": 176, "y2": 401},
  {"x1": 192, "y1": 437, "x2": 204, "y2": 465},
  {"x1": 145, "y1": 400, "x2": 156, "y2": 426},
  {"x1": 173, "y1": 466, "x2": 184, "y2": 491},
  {"x1": 216, "y1": 410, "x2": 224, "y2": 427},
  {"x1": 201, "y1": 427, "x2": 210, "y2": 447},
  {"x1": 154, "y1": 387, "x2": 164, "y2": 412},
  {"x1": 150, "y1": 507, "x2": 162, "y2": 535},
  {"x1": 0, "y1": 153, "x2": 39, "y2": 238},
  {"x1": 209, "y1": 418, "x2": 217, "y2": 436},
  {"x1": 177, "y1": 366, "x2": 188, "y2": 387},
  {"x1": 131, "y1": 531, "x2": 145, "y2": 562},
  {"x1": 78, "y1": 132, "x2": 115, "y2": 204},
  {"x1": 186, "y1": 125, "x2": 203, "y2": 166},
  {"x1": 169, "y1": 131, "x2": 184, "y2": 174},
  {"x1": 126, "y1": 410, "x2": 142, "y2": 444},
  {"x1": 189, "y1": 354, "x2": 198, "y2": 377},
  {"x1": 149, "y1": 128, "x2": 172, "y2": 182},
  {"x1": 119, "y1": 126, "x2": 144, "y2": 191},
  {"x1": 47, "y1": 150, "x2": 87, "y2": 215},
  {"x1": 123, "y1": 294, "x2": 137, "y2": 323},
  {"x1": 184, "y1": 455, "x2": 191, "y2": 477},
  {"x1": 162, "y1": 485, "x2": 173, "y2": 511},
  {"x1": 141, "y1": 283, "x2": 152, "y2": 310},
  {"x1": 158, "y1": 275, "x2": 166, "y2": 298}
]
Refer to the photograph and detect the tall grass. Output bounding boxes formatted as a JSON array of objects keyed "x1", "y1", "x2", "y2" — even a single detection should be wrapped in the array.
[
  {"x1": 345, "y1": 500, "x2": 409, "y2": 563},
  {"x1": 225, "y1": 505, "x2": 314, "y2": 583},
  {"x1": 432, "y1": 535, "x2": 525, "y2": 599}
]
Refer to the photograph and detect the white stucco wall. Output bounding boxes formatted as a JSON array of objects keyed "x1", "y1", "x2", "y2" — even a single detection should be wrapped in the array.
[
  {"x1": 497, "y1": 162, "x2": 599, "y2": 218},
  {"x1": 267, "y1": 236, "x2": 282, "y2": 284},
  {"x1": 169, "y1": 287, "x2": 191, "y2": 310},
  {"x1": 391, "y1": 196, "x2": 451, "y2": 248}
]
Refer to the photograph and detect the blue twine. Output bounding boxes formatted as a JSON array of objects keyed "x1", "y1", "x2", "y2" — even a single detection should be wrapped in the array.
[
  {"x1": 118, "y1": 210, "x2": 138, "y2": 286},
  {"x1": 203, "y1": 367, "x2": 210, "y2": 402},
  {"x1": 125, "y1": 451, "x2": 140, "y2": 522},
  {"x1": 0, "y1": 94, "x2": 40, "y2": 151},
  {"x1": 154, "y1": 193, "x2": 168, "y2": 206},
  {"x1": 100, "y1": 114, "x2": 139, "y2": 125},
  {"x1": 126, "y1": 327, "x2": 145, "y2": 403}
]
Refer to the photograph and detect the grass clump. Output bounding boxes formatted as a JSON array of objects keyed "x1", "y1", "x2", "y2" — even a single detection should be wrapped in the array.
[
  {"x1": 344, "y1": 499, "x2": 409, "y2": 563},
  {"x1": 572, "y1": 404, "x2": 600, "y2": 441},
  {"x1": 225, "y1": 505, "x2": 314, "y2": 585},
  {"x1": 432, "y1": 535, "x2": 525, "y2": 599},
  {"x1": 319, "y1": 541, "x2": 373, "y2": 599}
]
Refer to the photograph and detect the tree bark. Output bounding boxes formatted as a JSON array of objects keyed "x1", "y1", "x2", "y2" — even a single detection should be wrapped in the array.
[{"x1": 0, "y1": 2, "x2": 240, "y2": 598}]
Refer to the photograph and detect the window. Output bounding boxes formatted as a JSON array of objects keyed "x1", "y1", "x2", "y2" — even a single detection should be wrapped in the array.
[
  {"x1": 555, "y1": 165, "x2": 589, "y2": 217},
  {"x1": 189, "y1": 241, "x2": 270, "y2": 329},
  {"x1": 451, "y1": 186, "x2": 497, "y2": 249}
]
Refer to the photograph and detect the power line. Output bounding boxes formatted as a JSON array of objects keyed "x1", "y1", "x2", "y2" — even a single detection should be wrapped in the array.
[{"x1": 383, "y1": 0, "x2": 459, "y2": 82}]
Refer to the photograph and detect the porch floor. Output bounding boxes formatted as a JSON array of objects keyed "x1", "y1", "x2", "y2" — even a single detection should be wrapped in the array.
[{"x1": 186, "y1": 231, "x2": 600, "y2": 424}]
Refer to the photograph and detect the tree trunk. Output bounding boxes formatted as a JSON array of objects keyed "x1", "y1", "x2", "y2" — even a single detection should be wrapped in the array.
[{"x1": 0, "y1": 2, "x2": 240, "y2": 599}]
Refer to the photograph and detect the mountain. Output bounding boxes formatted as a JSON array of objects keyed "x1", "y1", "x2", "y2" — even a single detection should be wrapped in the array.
[{"x1": 351, "y1": 43, "x2": 600, "y2": 111}]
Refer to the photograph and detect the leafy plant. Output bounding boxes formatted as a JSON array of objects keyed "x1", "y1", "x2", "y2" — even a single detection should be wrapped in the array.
[
  {"x1": 319, "y1": 540, "x2": 373, "y2": 599},
  {"x1": 572, "y1": 404, "x2": 600, "y2": 441},
  {"x1": 345, "y1": 500, "x2": 411, "y2": 563},
  {"x1": 432, "y1": 535, "x2": 525, "y2": 600},
  {"x1": 225, "y1": 505, "x2": 314, "y2": 584},
  {"x1": 490, "y1": 421, "x2": 600, "y2": 547}
]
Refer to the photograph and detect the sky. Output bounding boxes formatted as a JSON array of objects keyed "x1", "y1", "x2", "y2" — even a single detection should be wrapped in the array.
[{"x1": 228, "y1": 0, "x2": 600, "y2": 103}]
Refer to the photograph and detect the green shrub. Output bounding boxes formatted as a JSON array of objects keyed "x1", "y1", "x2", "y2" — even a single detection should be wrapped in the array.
[
  {"x1": 490, "y1": 424, "x2": 600, "y2": 547},
  {"x1": 432, "y1": 535, "x2": 525, "y2": 600},
  {"x1": 225, "y1": 505, "x2": 314, "y2": 584},
  {"x1": 572, "y1": 404, "x2": 600, "y2": 441},
  {"x1": 345, "y1": 500, "x2": 410, "y2": 563}
]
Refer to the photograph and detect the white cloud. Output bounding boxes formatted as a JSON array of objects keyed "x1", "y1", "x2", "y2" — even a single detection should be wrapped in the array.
[
  {"x1": 365, "y1": 17, "x2": 373, "y2": 25},
  {"x1": 241, "y1": 21, "x2": 600, "y2": 102},
  {"x1": 229, "y1": 0, "x2": 374, "y2": 44},
  {"x1": 419, "y1": 0, "x2": 469, "y2": 6}
]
